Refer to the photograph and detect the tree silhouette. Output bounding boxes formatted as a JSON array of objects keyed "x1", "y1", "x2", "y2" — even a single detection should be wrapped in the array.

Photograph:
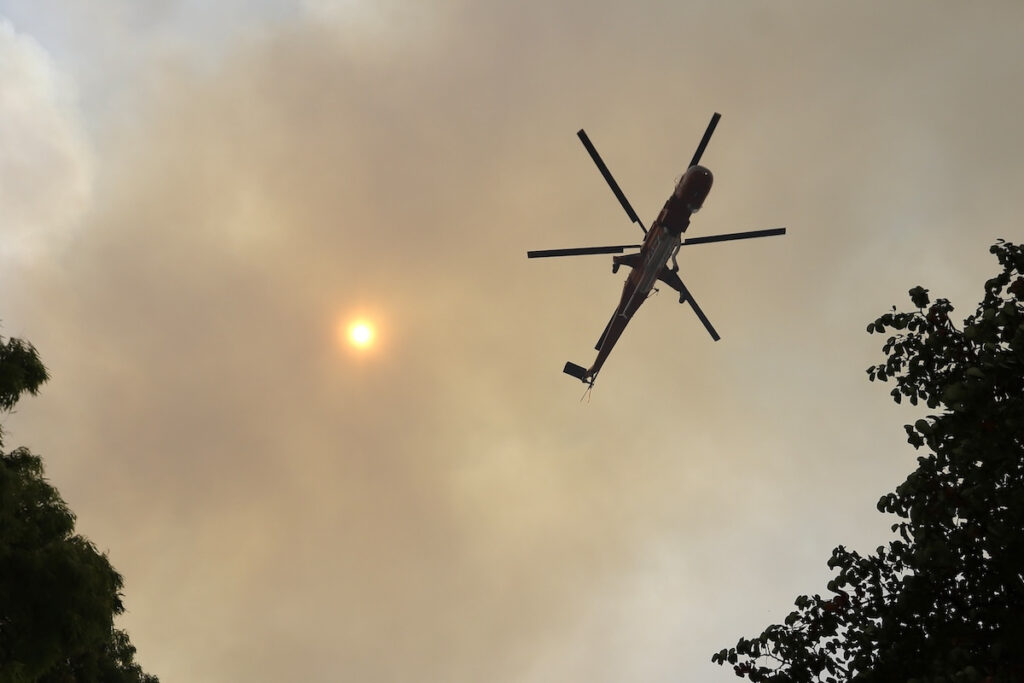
[
  {"x1": 0, "y1": 335, "x2": 158, "y2": 683},
  {"x1": 713, "y1": 240, "x2": 1024, "y2": 682}
]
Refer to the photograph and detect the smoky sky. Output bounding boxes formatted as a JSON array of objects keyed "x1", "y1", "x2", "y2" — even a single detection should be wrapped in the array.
[{"x1": 2, "y1": 1, "x2": 1023, "y2": 680}]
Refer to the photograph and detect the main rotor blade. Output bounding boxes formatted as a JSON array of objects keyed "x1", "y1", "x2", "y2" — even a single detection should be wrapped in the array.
[
  {"x1": 681, "y1": 227, "x2": 786, "y2": 246},
  {"x1": 577, "y1": 129, "x2": 647, "y2": 235},
  {"x1": 675, "y1": 276, "x2": 721, "y2": 341},
  {"x1": 527, "y1": 244, "x2": 641, "y2": 258},
  {"x1": 688, "y1": 112, "x2": 721, "y2": 169}
]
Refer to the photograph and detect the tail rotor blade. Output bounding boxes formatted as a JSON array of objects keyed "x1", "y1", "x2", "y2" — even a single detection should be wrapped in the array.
[
  {"x1": 688, "y1": 112, "x2": 721, "y2": 169},
  {"x1": 681, "y1": 227, "x2": 786, "y2": 246},
  {"x1": 577, "y1": 129, "x2": 647, "y2": 234}
]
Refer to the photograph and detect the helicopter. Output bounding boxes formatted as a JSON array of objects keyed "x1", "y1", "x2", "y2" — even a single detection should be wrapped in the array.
[{"x1": 527, "y1": 113, "x2": 785, "y2": 386}]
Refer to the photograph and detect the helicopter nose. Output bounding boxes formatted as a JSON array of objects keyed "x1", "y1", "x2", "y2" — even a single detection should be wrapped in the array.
[{"x1": 675, "y1": 165, "x2": 714, "y2": 211}]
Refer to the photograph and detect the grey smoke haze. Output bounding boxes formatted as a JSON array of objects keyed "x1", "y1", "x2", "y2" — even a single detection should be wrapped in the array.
[{"x1": 1, "y1": 1, "x2": 1022, "y2": 680}]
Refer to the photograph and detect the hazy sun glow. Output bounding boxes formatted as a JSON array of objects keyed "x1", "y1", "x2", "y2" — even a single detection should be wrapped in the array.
[{"x1": 347, "y1": 321, "x2": 375, "y2": 349}]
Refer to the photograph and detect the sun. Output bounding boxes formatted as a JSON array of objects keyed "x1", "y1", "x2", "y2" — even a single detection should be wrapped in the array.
[{"x1": 346, "y1": 320, "x2": 375, "y2": 349}]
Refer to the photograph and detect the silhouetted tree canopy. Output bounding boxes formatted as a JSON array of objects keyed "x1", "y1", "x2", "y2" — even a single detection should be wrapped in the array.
[
  {"x1": 0, "y1": 335, "x2": 158, "y2": 683},
  {"x1": 713, "y1": 240, "x2": 1024, "y2": 683}
]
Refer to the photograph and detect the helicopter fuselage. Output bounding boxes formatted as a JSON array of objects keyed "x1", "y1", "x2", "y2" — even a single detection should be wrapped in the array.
[{"x1": 584, "y1": 165, "x2": 714, "y2": 380}]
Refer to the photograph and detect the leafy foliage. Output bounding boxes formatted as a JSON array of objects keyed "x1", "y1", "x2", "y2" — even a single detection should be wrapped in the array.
[
  {"x1": 713, "y1": 240, "x2": 1024, "y2": 682},
  {"x1": 0, "y1": 336, "x2": 157, "y2": 682},
  {"x1": 0, "y1": 337, "x2": 48, "y2": 443},
  {"x1": 0, "y1": 337, "x2": 48, "y2": 412}
]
